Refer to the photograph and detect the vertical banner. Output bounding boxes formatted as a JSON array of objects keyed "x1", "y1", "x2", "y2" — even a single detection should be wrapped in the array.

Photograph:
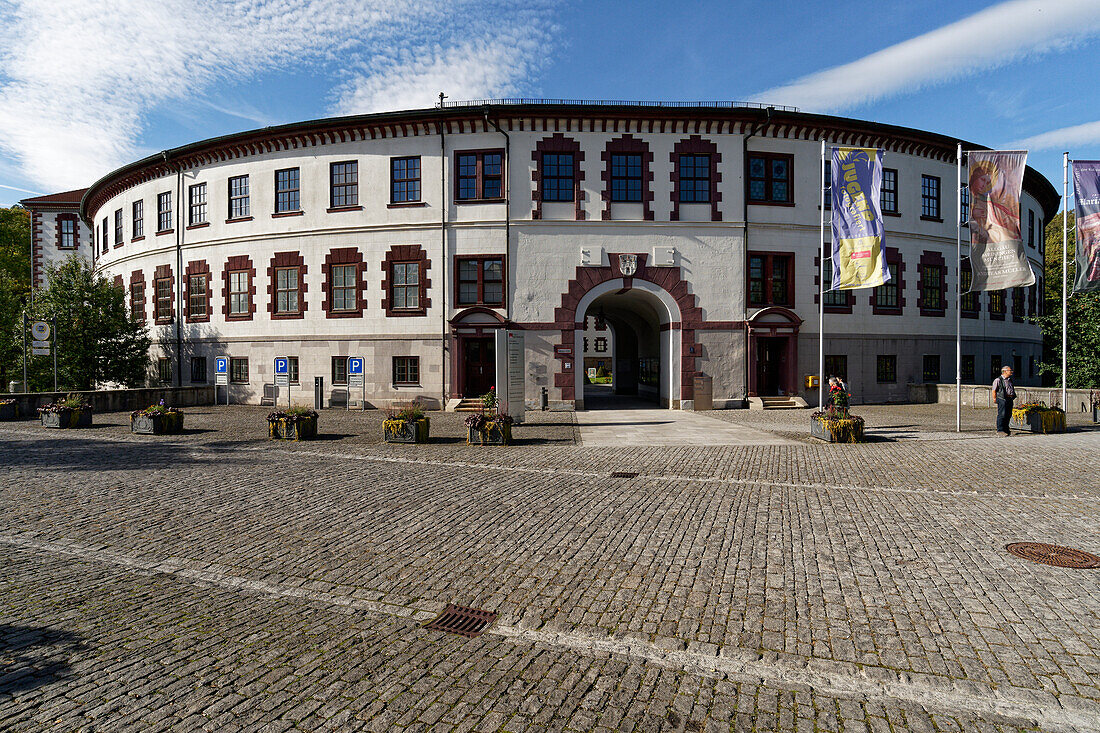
[
  {"x1": 1071, "y1": 160, "x2": 1100, "y2": 293},
  {"x1": 968, "y1": 150, "x2": 1034, "y2": 290},
  {"x1": 830, "y1": 147, "x2": 889, "y2": 289}
]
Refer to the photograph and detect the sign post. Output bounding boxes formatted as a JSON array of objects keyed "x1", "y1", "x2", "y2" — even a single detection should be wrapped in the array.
[
  {"x1": 494, "y1": 330, "x2": 525, "y2": 424},
  {"x1": 215, "y1": 356, "x2": 229, "y2": 405},
  {"x1": 347, "y1": 357, "x2": 364, "y2": 411},
  {"x1": 274, "y1": 357, "x2": 290, "y2": 409}
]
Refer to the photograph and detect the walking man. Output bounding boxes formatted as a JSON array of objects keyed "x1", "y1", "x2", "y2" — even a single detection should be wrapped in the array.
[{"x1": 991, "y1": 365, "x2": 1016, "y2": 436}]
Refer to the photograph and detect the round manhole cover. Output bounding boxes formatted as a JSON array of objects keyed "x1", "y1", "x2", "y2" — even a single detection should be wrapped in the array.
[{"x1": 1005, "y1": 542, "x2": 1100, "y2": 569}]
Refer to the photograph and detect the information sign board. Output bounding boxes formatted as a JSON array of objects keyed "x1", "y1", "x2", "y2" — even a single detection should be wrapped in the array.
[
  {"x1": 274, "y1": 357, "x2": 290, "y2": 387},
  {"x1": 347, "y1": 357, "x2": 364, "y2": 387}
]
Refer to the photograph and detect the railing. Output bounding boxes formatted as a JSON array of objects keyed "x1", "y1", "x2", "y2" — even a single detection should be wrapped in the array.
[{"x1": 440, "y1": 98, "x2": 799, "y2": 112}]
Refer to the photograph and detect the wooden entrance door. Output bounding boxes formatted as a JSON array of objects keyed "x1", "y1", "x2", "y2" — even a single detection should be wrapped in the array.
[
  {"x1": 756, "y1": 337, "x2": 786, "y2": 396},
  {"x1": 462, "y1": 337, "x2": 495, "y2": 396}
]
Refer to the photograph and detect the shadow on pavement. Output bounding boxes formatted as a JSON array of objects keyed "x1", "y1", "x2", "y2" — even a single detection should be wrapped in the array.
[{"x1": 0, "y1": 624, "x2": 84, "y2": 695}]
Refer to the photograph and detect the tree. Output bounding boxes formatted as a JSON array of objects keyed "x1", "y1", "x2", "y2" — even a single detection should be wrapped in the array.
[
  {"x1": 0, "y1": 206, "x2": 31, "y2": 388},
  {"x1": 1035, "y1": 212, "x2": 1100, "y2": 388},
  {"x1": 24, "y1": 256, "x2": 150, "y2": 390}
]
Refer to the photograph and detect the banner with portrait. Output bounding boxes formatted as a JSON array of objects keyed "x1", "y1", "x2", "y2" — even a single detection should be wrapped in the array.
[
  {"x1": 1071, "y1": 160, "x2": 1100, "y2": 293},
  {"x1": 968, "y1": 150, "x2": 1034, "y2": 290},
  {"x1": 830, "y1": 147, "x2": 889, "y2": 290}
]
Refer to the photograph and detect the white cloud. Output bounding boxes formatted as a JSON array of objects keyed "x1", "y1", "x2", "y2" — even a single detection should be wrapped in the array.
[
  {"x1": 0, "y1": 1, "x2": 555, "y2": 192},
  {"x1": 1007, "y1": 120, "x2": 1100, "y2": 151},
  {"x1": 751, "y1": 0, "x2": 1100, "y2": 112}
]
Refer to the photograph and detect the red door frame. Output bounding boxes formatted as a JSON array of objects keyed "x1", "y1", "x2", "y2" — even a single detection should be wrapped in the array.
[{"x1": 746, "y1": 307, "x2": 801, "y2": 397}]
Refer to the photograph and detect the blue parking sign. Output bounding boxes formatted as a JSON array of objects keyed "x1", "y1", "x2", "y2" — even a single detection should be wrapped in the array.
[
  {"x1": 215, "y1": 357, "x2": 228, "y2": 374},
  {"x1": 348, "y1": 357, "x2": 363, "y2": 375}
]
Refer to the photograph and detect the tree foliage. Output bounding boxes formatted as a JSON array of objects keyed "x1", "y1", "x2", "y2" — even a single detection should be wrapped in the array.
[
  {"x1": 0, "y1": 206, "x2": 31, "y2": 387},
  {"x1": 24, "y1": 256, "x2": 150, "y2": 390},
  {"x1": 1035, "y1": 212, "x2": 1100, "y2": 388}
]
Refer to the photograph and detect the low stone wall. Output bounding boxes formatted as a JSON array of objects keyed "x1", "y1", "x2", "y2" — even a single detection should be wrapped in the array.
[
  {"x1": 908, "y1": 383, "x2": 1097, "y2": 412},
  {"x1": 2, "y1": 386, "x2": 216, "y2": 418}
]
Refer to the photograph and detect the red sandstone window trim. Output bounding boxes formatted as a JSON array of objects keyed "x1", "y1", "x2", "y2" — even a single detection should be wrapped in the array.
[
  {"x1": 454, "y1": 255, "x2": 505, "y2": 307},
  {"x1": 670, "y1": 136, "x2": 722, "y2": 222},
  {"x1": 322, "y1": 247, "x2": 366, "y2": 319},
  {"x1": 747, "y1": 251, "x2": 795, "y2": 308},
  {"x1": 454, "y1": 149, "x2": 505, "y2": 203},
  {"x1": 532, "y1": 134, "x2": 585, "y2": 221},
  {"x1": 381, "y1": 245, "x2": 430, "y2": 317},
  {"x1": 746, "y1": 152, "x2": 794, "y2": 206}
]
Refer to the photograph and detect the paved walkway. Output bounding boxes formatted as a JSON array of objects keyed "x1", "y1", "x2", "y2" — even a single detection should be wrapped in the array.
[{"x1": 576, "y1": 402, "x2": 798, "y2": 447}]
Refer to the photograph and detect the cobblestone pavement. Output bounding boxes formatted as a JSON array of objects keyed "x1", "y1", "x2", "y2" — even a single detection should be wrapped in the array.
[{"x1": 1, "y1": 405, "x2": 1098, "y2": 732}]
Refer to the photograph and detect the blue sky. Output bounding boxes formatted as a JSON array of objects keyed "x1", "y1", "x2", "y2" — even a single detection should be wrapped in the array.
[{"x1": 2, "y1": 0, "x2": 1099, "y2": 207}]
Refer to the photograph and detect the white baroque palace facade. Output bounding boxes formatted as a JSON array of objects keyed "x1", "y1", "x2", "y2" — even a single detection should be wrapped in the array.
[{"x1": 79, "y1": 102, "x2": 1058, "y2": 408}]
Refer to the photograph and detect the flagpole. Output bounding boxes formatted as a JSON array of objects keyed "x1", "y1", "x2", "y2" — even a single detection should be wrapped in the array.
[
  {"x1": 818, "y1": 139, "x2": 826, "y2": 410},
  {"x1": 1062, "y1": 152, "x2": 1068, "y2": 409},
  {"x1": 956, "y1": 143, "x2": 962, "y2": 432}
]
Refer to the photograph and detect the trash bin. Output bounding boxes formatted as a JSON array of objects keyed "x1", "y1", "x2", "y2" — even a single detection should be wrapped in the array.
[{"x1": 693, "y1": 375, "x2": 713, "y2": 411}]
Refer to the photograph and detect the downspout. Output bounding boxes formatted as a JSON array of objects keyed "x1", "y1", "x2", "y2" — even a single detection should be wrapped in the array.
[
  {"x1": 168, "y1": 151, "x2": 183, "y2": 388},
  {"x1": 741, "y1": 106, "x2": 773, "y2": 401},
  {"x1": 484, "y1": 110, "x2": 511, "y2": 322},
  {"x1": 439, "y1": 118, "x2": 447, "y2": 408}
]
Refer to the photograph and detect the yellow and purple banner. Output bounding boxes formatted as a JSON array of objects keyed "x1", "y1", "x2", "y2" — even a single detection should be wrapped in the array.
[
  {"x1": 968, "y1": 150, "x2": 1034, "y2": 291},
  {"x1": 1071, "y1": 160, "x2": 1100, "y2": 293},
  {"x1": 830, "y1": 147, "x2": 889, "y2": 290}
]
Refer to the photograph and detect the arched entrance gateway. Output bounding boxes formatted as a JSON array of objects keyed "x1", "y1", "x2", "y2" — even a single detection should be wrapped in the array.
[{"x1": 553, "y1": 253, "x2": 706, "y2": 411}]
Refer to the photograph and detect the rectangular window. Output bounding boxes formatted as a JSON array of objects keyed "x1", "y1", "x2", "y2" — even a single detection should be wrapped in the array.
[
  {"x1": 114, "y1": 209, "x2": 123, "y2": 246},
  {"x1": 824, "y1": 355, "x2": 847, "y2": 380},
  {"x1": 274, "y1": 267, "x2": 300, "y2": 314},
  {"x1": 229, "y1": 175, "x2": 250, "y2": 219},
  {"x1": 822, "y1": 159, "x2": 831, "y2": 210},
  {"x1": 230, "y1": 357, "x2": 249, "y2": 384},
  {"x1": 157, "y1": 357, "x2": 171, "y2": 383},
  {"x1": 961, "y1": 264, "x2": 979, "y2": 314},
  {"x1": 747, "y1": 252, "x2": 793, "y2": 307},
  {"x1": 229, "y1": 271, "x2": 249, "y2": 315},
  {"x1": 101, "y1": 218, "x2": 108, "y2": 253},
  {"x1": 130, "y1": 281, "x2": 144, "y2": 320},
  {"x1": 190, "y1": 356, "x2": 207, "y2": 383},
  {"x1": 391, "y1": 261, "x2": 420, "y2": 309},
  {"x1": 1014, "y1": 354, "x2": 1022, "y2": 377},
  {"x1": 330, "y1": 264, "x2": 357, "y2": 311},
  {"x1": 678, "y1": 154, "x2": 711, "y2": 203},
  {"x1": 188, "y1": 274, "x2": 208, "y2": 319},
  {"x1": 960, "y1": 186, "x2": 970, "y2": 225},
  {"x1": 923, "y1": 354, "x2": 940, "y2": 383},
  {"x1": 391, "y1": 156, "x2": 421, "y2": 203},
  {"x1": 921, "y1": 175, "x2": 940, "y2": 219},
  {"x1": 610, "y1": 153, "x2": 643, "y2": 202},
  {"x1": 876, "y1": 355, "x2": 897, "y2": 383},
  {"x1": 595, "y1": 337, "x2": 608, "y2": 353},
  {"x1": 1028, "y1": 210, "x2": 1035, "y2": 247},
  {"x1": 393, "y1": 356, "x2": 420, "y2": 386},
  {"x1": 822, "y1": 256, "x2": 848, "y2": 307},
  {"x1": 59, "y1": 218, "x2": 76, "y2": 248},
  {"x1": 157, "y1": 191, "x2": 172, "y2": 232},
  {"x1": 331, "y1": 356, "x2": 348, "y2": 386},
  {"x1": 155, "y1": 277, "x2": 172, "y2": 322},
  {"x1": 874, "y1": 262, "x2": 900, "y2": 310},
  {"x1": 188, "y1": 183, "x2": 207, "y2": 225},
  {"x1": 881, "y1": 168, "x2": 898, "y2": 213},
  {"x1": 456, "y1": 151, "x2": 504, "y2": 201},
  {"x1": 921, "y1": 264, "x2": 944, "y2": 311},
  {"x1": 747, "y1": 152, "x2": 792, "y2": 204},
  {"x1": 1012, "y1": 287, "x2": 1025, "y2": 319},
  {"x1": 990, "y1": 355, "x2": 1002, "y2": 381},
  {"x1": 275, "y1": 168, "x2": 300, "y2": 213},
  {"x1": 990, "y1": 289, "x2": 1006, "y2": 315},
  {"x1": 330, "y1": 161, "x2": 358, "y2": 208},
  {"x1": 542, "y1": 153, "x2": 574, "y2": 202},
  {"x1": 962, "y1": 355, "x2": 975, "y2": 382},
  {"x1": 288, "y1": 356, "x2": 299, "y2": 385},
  {"x1": 456, "y1": 257, "x2": 504, "y2": 306},
  {"x1": 132, "y1": 200, "x2": 144, "y2": 238},
  {"x1": 1029, "y1": 355, "x2": 1035, "y2": 379}
]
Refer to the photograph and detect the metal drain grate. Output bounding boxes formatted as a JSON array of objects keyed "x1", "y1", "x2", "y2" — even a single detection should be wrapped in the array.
[
  {"x1": 610, "y1": 471, "x2": 638, "y2": 478},
  {"x1": 423, "y1": 604, "x2": 498, "y2": 637},
  {"x1": 1005, "y1": 542, "x2": 1100, "y2": 569}
]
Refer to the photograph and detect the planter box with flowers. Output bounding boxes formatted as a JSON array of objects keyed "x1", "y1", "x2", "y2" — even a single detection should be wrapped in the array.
[
  {"x1": 131, "y1": 402, "x2": 184, "y2": 435},
  {"x1": 383, "y1": 402, "x2": 430, "y2": 443},
  {"x1": 810, "y1": 382, "x2": 865, "y2": 443},
  {"x1": 268, "y1": 406, "x2": 318, "y2": 441},
  {"x1": 464, "y1": 387, "x2": 515, "y2": 445},
  {"x1": 0, "y1": 399, "x2": 18, "y2": 421},
  {"x1": 38, "y1": 394, "x2": 93, "y2": 429},
  {"x1": 1010, "y1": 402, "x2": 1066, "y2": 434}
]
